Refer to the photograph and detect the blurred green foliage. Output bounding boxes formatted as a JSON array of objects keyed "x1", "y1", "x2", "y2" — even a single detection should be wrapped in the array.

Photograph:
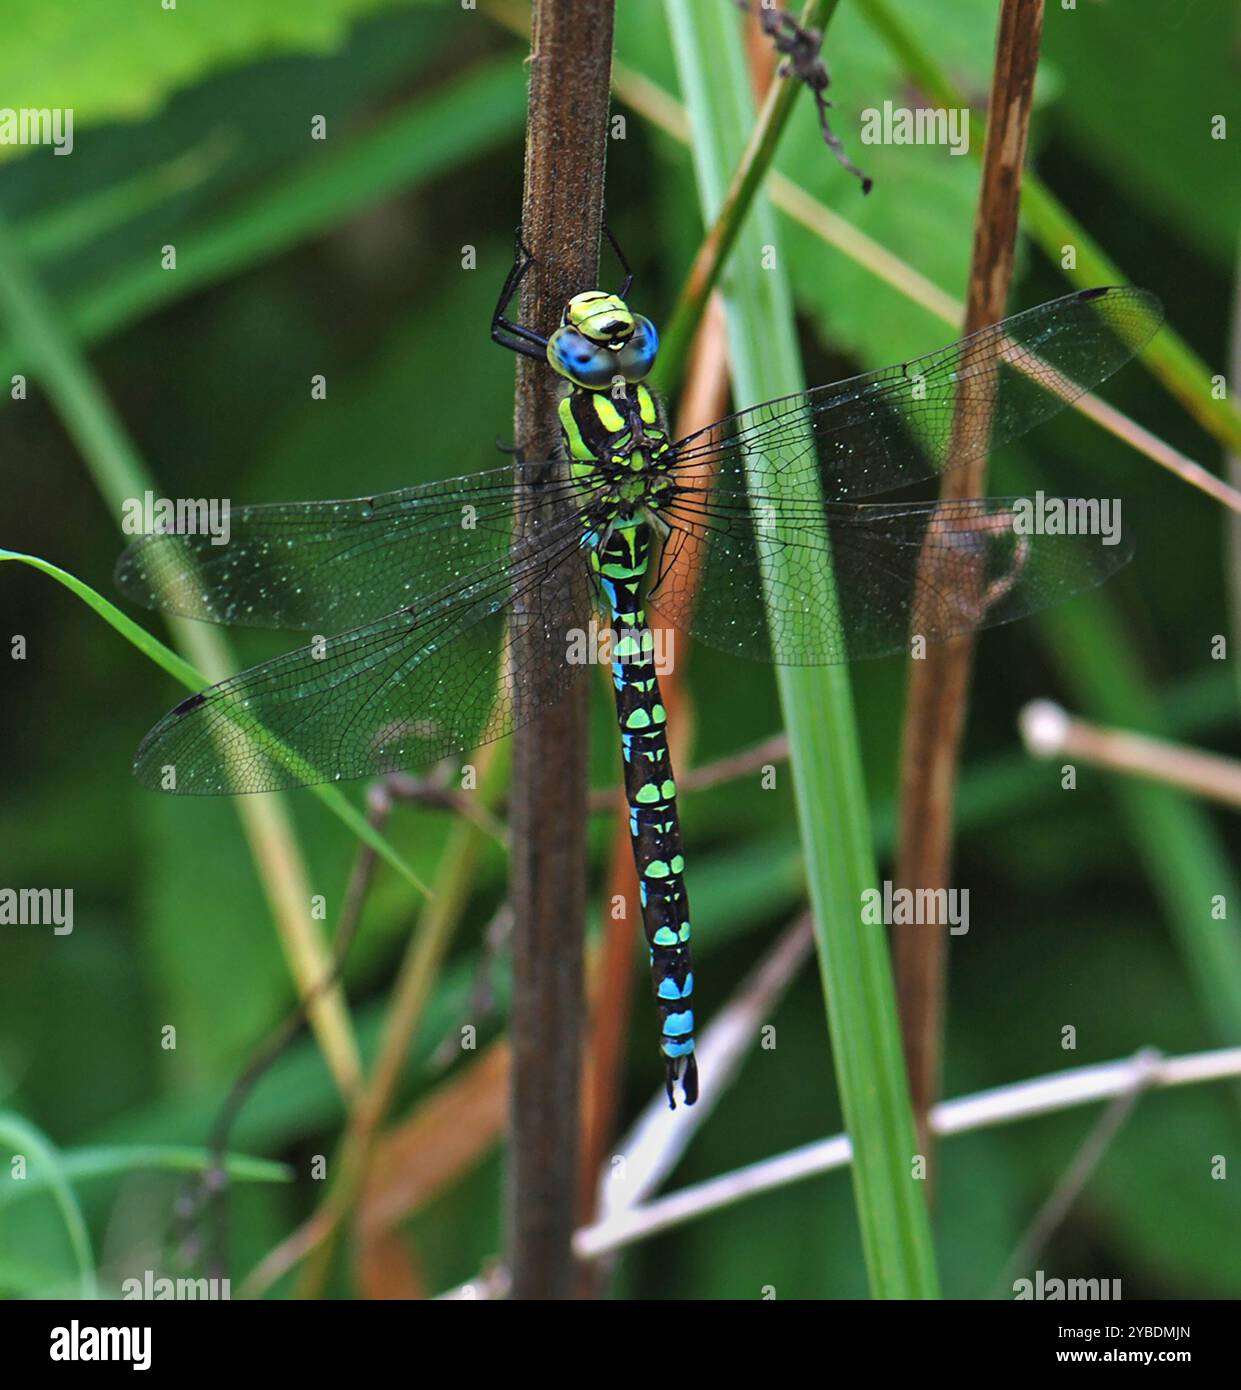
[{"x1": 1, "y1": 0, "x2": 1239, "y2": 1299}]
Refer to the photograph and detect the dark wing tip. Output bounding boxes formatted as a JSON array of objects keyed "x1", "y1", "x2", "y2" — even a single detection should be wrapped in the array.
[
  {"x1": 131, "y1": 690, "x2": 213, "y2": 793},
  {"x1": 170, "y1": 691, "x2": 208, "y2": 716},
  {"x1": 1075, "y1": 283, "x2": 1165, "y2": 331}
]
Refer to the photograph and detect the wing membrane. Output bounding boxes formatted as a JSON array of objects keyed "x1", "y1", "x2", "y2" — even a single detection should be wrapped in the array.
[
  {"x1": 650, "y1": 495, "x2": 1132, "y2": 664},
  {"x1": 668, "y1": 287, "x2": 1162, "y2": 504},
  {"x1": 116, "y1": 464, "x2": 581, "y2": 632},
  {"x1": 134, "y1": 517, "x2": 593, "y2": 794}
]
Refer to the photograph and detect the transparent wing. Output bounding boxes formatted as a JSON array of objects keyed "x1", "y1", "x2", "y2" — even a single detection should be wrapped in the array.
[
  {"x1": 115, "y1": 463, "x2": 582, "y2": 632},
  {"x1": 668, "y1": 287, "x2": 1162, "y2": 504},
  {"x1": 649, "y1": 495, "x2": 1133, "y2": 664},
  {"x1": 133, "y1": 518, "x2": 594, "y2": 794}
]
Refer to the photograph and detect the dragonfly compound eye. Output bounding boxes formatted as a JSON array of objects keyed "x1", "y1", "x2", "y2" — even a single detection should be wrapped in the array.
[
  {"x1": 548, "y1": 326, "x2": 618, "y2": 389},
  {"x1": 617, "y1": 316, "x2": 659, "y2": 383}
]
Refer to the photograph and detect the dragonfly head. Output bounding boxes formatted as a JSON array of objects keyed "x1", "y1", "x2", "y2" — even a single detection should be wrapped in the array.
[{"x1": 548, "y1": 291, "x2": 659, "y2": 390}]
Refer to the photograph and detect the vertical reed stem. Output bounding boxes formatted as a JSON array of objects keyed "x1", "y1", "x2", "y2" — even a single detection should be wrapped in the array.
[{"x1": 506, "y1": 0, "x2": 615, "y2": 1300}]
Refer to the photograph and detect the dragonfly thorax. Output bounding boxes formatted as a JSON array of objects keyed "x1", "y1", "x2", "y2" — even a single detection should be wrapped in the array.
[{"x1": 560, "y1": 379, "x2": 675, "y2": 506}]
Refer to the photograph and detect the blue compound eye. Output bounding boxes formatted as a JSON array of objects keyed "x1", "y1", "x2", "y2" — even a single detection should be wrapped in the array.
[
  {"x1": 549, "y1": 328, "x2": 616, "y2": 388},
  {"x1": 617, "y1": 316, "x2": 659, "y2": 383}
]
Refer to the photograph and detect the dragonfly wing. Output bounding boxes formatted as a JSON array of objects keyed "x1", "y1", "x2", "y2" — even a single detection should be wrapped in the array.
[
  {"x1": 115, "y1": 464, "x2": 581, "y2": 632},
  {"x1": 668, "y1": 287, "x2": 1162, "y2": 504},
  {"x1": 133, "y1": 520, "x2": 593, "y2": 793},
  {"x1": 649, "y1": 494, "x2": 1133, "y2": 664}
]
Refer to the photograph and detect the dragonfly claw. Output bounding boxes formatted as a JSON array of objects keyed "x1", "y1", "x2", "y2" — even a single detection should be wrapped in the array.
[{"x1": 664, "y1": 1054, "x2": 699, "y2": 1109}]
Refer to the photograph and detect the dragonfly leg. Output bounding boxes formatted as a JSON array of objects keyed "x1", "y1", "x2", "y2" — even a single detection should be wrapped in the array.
[
  {"x1": 602, "y1": 213, "x2": 634, "y2": 299},
  {"x1": 491, "y1": 226, "x2": 550, "y2": 361}
]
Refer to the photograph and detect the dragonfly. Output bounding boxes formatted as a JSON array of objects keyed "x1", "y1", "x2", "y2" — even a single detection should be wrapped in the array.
[{"x1": 117, "y1": 234, "x2": 1161, "y2": 1108}]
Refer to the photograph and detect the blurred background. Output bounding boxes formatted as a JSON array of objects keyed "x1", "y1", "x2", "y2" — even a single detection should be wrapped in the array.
[{"x1": 1, "y1": 0, "x2": 1239, "y2": 1298}]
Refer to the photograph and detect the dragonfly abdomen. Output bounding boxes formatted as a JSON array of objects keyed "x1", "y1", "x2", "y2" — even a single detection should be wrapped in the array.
[{"x1": 593, "y1": 519, "x2": 698, "y2": 1108}]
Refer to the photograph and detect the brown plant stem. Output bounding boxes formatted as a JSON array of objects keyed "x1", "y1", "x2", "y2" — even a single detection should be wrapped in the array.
[
  {"x1": 893, "y1": 0, "x2": 1044, "y2": 1170},
  {"x1": 506, "y1": 0, "x2": 615, "y2": 1300}
]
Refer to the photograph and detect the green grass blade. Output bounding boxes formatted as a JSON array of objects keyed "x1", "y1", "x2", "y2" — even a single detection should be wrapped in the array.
[
  {"x1": 0, "y1": 1113, "x2": 98, "y2": 1299},
  {"x1": 0, "y1": 1143, "x2": 289, "y2": 1210},
  {"x1": 0, "y1": 549, "x2": 428, "y2": 894},
  {"x1": 663, "y1": 0, "x2": 938, "y2": 1297}
]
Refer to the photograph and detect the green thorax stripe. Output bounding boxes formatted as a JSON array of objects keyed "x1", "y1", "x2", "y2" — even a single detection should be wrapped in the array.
[{"x1": 559, "y1": 383, "x2": 666, "y2": 466}]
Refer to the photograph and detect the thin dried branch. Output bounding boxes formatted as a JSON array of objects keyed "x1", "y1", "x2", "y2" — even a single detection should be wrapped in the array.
[
  {"x1": 587, "y1": 729, "x2": 789, "y2": 815},
  {"x1": 379, "y1": 770, "x2": 509, "y2": 847},
  {"x1": 435, "y1": 910, "x2": 817, "y2": 1296},
  {"x1": 574, "y1": 1044, "x2": 1241, "y2": 1258},
  {"x1": 893, "y1": 0, "x2": 1044, "y2": 1169},
  {"x1": 1021, "y1": 700, "x2": 1241, "y2": 811}
]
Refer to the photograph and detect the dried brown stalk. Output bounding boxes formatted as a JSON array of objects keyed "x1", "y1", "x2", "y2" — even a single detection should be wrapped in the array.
[
  {"x1": 893, "y1": 0, "x2": 1045, "y2": 1169},
  {"x1": 506, "y1": 0, "x2": 615, "y2": 1300}
]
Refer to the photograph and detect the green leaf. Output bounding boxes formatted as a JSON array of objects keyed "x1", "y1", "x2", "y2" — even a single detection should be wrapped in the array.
[
  {"x1": 662, "y1": 0, "x2": 938, "y2": 1298},
  {"x1": 1042, "y1": 0, "x2": 1241, "y2": 270},
  {"x1": 0, "y1": 0, "x2": 444, "y2": 146},
  {"x1": 0, "y1": 55, "x2": 526, "y2": 386}
]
